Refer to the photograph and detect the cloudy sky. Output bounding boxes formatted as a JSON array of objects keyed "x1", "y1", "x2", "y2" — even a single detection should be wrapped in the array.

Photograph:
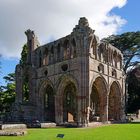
[
  {"x1": 0, "y1": 0, "x2": 127, "y2": 58},
  {"x1": 1, "y1": 0, "x2": 140, "y2": 85}
]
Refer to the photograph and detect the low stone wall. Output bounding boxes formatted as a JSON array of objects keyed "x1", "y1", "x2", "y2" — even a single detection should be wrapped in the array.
[
  {"x1": 0, "y1": 130, "x2": 27, "y2": 136},
  {"x1": 41, "y1": 123, "x2": 56, "y2": 128},
  {"x1": 0, "y1": 124, "x2": 27, "y2": 130},
  {"x1": 0, "y1": 123, "x2": 56, "y2": 130}
]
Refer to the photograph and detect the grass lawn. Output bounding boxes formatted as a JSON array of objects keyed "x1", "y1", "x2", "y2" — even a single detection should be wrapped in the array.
[{"x1": 0, "y1": 124, "x2": 140, "y2": 140}]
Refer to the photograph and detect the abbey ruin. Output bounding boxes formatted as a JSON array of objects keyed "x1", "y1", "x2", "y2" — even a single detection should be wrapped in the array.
[{"x1": 13, "y1": 17, "x2": 125, "y2": 127}]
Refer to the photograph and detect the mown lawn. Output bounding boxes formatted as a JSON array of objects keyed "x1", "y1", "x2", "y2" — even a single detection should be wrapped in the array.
[{"x1": 0, "y1": 124, "x2": 140, "y2": 140}]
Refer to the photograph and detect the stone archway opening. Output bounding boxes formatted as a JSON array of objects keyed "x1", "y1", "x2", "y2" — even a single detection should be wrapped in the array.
[
  {"x1": 63, "y1": 82, "x2": 77, "y2": 123},
  {"x1": 44, "y1": 85, "x2": 55, "y2": 122},
  {"x1": 90, "y1": 77, "x2": 108, "y2": 122},
  {"x1": 108, "y1": 82, "x2": 121, "y2": 122},
  {"x1": 90, "y1": 86, "x2": 100, "y2": 122}
]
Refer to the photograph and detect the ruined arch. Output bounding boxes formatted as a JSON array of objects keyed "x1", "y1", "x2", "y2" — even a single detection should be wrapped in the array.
[
  {"x1": 108, "y1": 81, "x2": 122, "y2": 121},
  {"x1": 55, "y1": 75, "x2": 78, "y2": 124},
  {"x1": 56, "y1": 74, "x2": 79, "y2": 94},
  {"x1": 63, "y1": 39, "x2": 70, "y2": 59},
  {"x1": 90, "y1": 76, "x2": 108, "y2": 122},
  {"x1": 43, "y1": 47, "x2": 49, "y2": 65},
  {"x1": 118, "y1": 54, "x2": 122, "y2": 69},
  {"x1": 63, "y1": 82, "x2": 77, "y2": 122},
  {"x1": 113, "y1": 50, "x2": 117, "y2": 68},
  {"x1": 71, "y1": 38, "x2": 77, "y2": 58},
  {"x1": 39, "y1": 79, "x2": 55, "y2": 122},
  {"x1": 39, "y1": 50, "x2": 42, "y2": 67},
  {"x1": 57, "y1": 43, "x2": 61, "y2": 61}
]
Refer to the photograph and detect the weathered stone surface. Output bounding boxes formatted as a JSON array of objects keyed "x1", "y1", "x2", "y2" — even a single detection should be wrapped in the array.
[
  {"x1": 41, "y1": 123, "x2": 56, "y2": 128},
  {"x1": 0, "y1": 124, "x2": 27, "y2": 130},
  {"x1": 0, "y1": 130, "x2": 27, "y2": 136},
  {"x1": 12, "y1": 17, "x2": 125, "y2": 127}
]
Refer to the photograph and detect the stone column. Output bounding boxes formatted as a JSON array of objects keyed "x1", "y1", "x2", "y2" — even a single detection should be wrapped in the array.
[
  {"x1": 15, "y1": 65, "x2": 23, "y2": 103},
  {"x1": 106, "y1": 94, "x2": 109, "y2": 122},
  {"x1": 76, "y1": 96, "x2": 83, "y2": 127},
  {"x1": 55, "y1": 95, "x2": 63, "y2": 124}
]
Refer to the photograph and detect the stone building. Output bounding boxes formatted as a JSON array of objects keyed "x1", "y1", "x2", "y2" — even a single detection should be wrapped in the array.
[{"x1": 13, "y1": 17, "x2": 125, "y2": 127}]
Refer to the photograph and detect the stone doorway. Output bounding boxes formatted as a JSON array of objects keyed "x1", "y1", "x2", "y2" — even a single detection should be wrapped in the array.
[
  {"x1": 90, "y1": 86, "x2": 100, "y2": 122},
  {"x1": 63, "y1": 83, "x2": 77, "y2": 123},
  {"x1": 44, "y1": 85, "x2": 55, "y2": 122},
  {"x1": 90, "y1": 77, "x2": 108, "y2": 122},
  {"x1": 108, "y1": 82, "x2": 121, "y2": 121}
]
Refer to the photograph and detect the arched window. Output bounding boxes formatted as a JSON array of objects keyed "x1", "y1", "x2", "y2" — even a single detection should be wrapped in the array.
[
  {"x1": 49, "y1": 46, "x2": 54, "y2": 64},
  {"x1": 112, "y1": 69, "x2": 117, "y2": 78},
  {"x1": 57, "y1": 43, "x2": 61, "y2": 61},
  {"x1": 98, "y1": 44, "x2": 104, "y2": 61},
  {"x1": 110, "y1": 49, "x2": 114, "y2": 66},
  {"x1": 39, "y1": 51, "x2": 42, "y2": 67},
  {"x1": 43, "y1": 48, "x2": 49, "y2": 65},
  {"x1": 72, "y1": 38, "x2": 76, "y2": 58},
  {"x1": 51, "y1": 46, "x2": 54, "y2": 54},
  {"x1": 113, "y1": 51, "x2": 117, "y2": 68},
  {"x1": 63, "y1": 40, "x2": 70, "y2": 60},
  {"x1": 44, "y1": 85, "x2": 55, "y2": 122},
  {"x1": 98, "y1": 63, "x2": 104, "y2": 73},
  {"x1": 91, "y1": 36, "x2": 97, "y2": 56},
  {"x1": 118, "y1": 54, "x2": 122, "y2": 69}
]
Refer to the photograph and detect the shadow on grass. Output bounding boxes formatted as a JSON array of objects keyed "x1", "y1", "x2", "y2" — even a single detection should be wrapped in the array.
[{"x1": 130, "y1": 122, "x2": 140, "y2": 124}]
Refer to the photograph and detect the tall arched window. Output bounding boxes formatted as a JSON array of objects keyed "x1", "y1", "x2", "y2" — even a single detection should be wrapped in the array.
[
  {"x1": 39, "y1": 51, "x2": 42, "y2": 67},
  {"x1": 44, "y1": 85, "x2": 55, "y2": 122},
  {"x1": 43, "y1": 48, "x2": 49, "y2": 65},
  {"x1": 63, "y1": 40, "x2": 70, "y2": 60},
  {"x1": 49, "y1": 46, "x2": 54, "y2": 64},
  {"x1": 72, "y1": 38, "x2": 76, "y2": 58},
  {"x1": 113, "y1": 51, "x2": 117, "y2": 68},
  {"x1": 118, "y1": 54, "x2": 122, "y2": 69},
  {"x1": 57, "y1": 43, "x2": 61, "y2": 61}
]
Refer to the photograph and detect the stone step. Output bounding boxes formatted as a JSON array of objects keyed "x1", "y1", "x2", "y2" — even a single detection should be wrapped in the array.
[
  {"x1": 0, "y1": 130, "x2": 27, "y2": 136},
  {"x1": 0, "y1": 124, "x2": 27, "y2": 130}
]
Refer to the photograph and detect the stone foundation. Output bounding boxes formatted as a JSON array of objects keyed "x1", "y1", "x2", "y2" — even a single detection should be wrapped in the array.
[
  {"x1": 41, "y1": 123, "x2": 56, "y2": 128},
  {"x1": 0, "y1": 124, "x2": 27, "y2": 130},
  {"x1": 0, "y1": 130, "x2": 27, "y2": 136}
]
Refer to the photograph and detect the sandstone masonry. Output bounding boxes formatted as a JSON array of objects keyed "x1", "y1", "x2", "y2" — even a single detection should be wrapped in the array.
[{"x1": 13, "y1": 17, "x2": 125, "y2": 127}]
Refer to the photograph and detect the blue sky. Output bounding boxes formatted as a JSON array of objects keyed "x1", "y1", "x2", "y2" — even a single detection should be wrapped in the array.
[
  {"x1": 111, "y1": 0, "x2": 140, "y2": 33},
  {"x1": 0, "y1": 0, "x2": 140, "y2": 86}
]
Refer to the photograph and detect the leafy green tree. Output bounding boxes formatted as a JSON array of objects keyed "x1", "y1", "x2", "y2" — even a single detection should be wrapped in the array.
[
  {"x1": 20, "y1": 44, "x2": 29, "y2": 101},
  {"x1": 0, "y1": 73, "x2": 15, "y2": 114},
  {"x1": 127, "y1": 64, "x2": 140, "y2": 113},
  {"x1": 0, "y1": 44, "x2": 29, "y2": 115},
  {"x1": 20, "y1": 44, "x2": 28, "y2": 65}
]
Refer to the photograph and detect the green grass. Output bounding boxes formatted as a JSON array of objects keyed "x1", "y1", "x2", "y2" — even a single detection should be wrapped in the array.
[{"x1": 1, "y1": 124, "x2": 140, "y2": 140}]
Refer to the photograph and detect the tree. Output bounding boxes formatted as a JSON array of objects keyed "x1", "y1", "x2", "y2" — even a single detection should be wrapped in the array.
[
  {"x1": 20, "y1": 44, "x2": 29, "y2": 101},
  {"x1": 127, "y1": 64, "x2": 140, "y2": 113},
  {"x1": 0, "y1": 73, "x2": 16, "y2": 114},
  {"x1": 20, "y1": 44, "x2": 28, "y2": 65},
  {"x1": 0, "y1": 44, "x2": 28, "y2": 117}
]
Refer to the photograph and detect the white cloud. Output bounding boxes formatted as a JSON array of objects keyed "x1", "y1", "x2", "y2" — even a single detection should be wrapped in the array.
[{"x1": 0, "y1": 0, "x2": 127, "y2": 58}]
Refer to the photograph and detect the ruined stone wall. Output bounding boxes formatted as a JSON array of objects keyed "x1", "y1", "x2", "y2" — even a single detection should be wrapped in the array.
[{"x1": 14, "y1": 17, "x2": 125, "y2": 125}]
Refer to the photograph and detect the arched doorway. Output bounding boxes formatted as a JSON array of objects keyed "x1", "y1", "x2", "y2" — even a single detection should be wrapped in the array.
[
  {"x1": 63, "y1": 82, "x2": 77, "y2": 123},
  {"x1": 90, "y1": 86, "x2": 100, "y2": 121},
  {"x1": 44, "y1": 85, "x2": 55, "y2": 122},
  {"x1": 90, "y1": 77, "x2": 108, "y2": 122},
  {"x1": 108, "y1": 82, "x2": 121, "y2": 121}
]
